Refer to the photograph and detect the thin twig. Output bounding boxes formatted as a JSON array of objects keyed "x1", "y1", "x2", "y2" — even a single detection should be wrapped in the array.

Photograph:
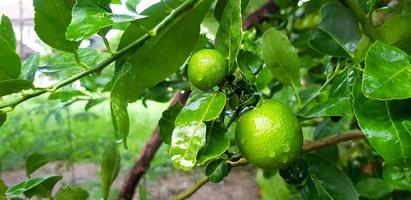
[{"x1": 174, "y1": 130, "x2": 364, "y2": 199}]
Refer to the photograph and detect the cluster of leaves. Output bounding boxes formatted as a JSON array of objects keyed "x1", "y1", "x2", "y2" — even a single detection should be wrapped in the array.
[{"x1": 1, "y1": 0, "x2": 411, "y2": 199}]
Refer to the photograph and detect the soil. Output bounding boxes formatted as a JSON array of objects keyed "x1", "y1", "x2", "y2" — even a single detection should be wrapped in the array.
[{"x1": 1, "y1": 162, "x2": 260, "y2": 200}]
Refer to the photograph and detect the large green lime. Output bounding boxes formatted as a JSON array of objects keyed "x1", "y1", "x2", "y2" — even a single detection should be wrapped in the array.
[
  {"x1": 235, "y1": 100, "x2": 303, "y2": 169},
  {"x1": 188, "y1": 49, "x2": 227, "y2": 91}
]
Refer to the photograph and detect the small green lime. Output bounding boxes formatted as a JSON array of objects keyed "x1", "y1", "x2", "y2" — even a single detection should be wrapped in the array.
[
  {"x1": 188, "y1": 49, "x2": 227, "y2": 91},
  {"x1": 235, "y1": 100, "x2": 303, "y2": 169}
]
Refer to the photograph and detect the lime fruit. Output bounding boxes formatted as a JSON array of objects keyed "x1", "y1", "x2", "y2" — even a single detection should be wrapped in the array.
[
  {"x1": 235, "y1": 100, "x2": 303, "y2": 169},
  {"x1": 188, "y1": 49, "x2": 227, "y2": 91}
]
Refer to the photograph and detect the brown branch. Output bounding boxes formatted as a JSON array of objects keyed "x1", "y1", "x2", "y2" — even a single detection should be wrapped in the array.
[
  {"x1": 243, "y1": 0, "x2": 279, "y2": 30},
  {"x1": 174, "y1": 130, "x2": 365, "y2": 199},
  {"x1": 117, "y1": 91, "x2": 190, "y2": 200}
]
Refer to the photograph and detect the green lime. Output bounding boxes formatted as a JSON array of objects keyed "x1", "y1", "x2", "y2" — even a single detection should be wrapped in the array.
[
  {"x1": 188, "y1": 49, "x2": 227, "y2": 91},
  {"x1": 235, "y1": 100, "x2": 303, "y2": 169}
]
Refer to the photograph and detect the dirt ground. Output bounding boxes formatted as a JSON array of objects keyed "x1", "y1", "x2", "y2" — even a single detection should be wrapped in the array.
[{"x1": 1, "y1": 162, "x2": 260, "y2": 200}]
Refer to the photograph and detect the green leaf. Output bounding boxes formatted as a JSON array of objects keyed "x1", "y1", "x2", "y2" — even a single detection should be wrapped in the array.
[
  {"x1": 85, "y1": 98, "x2": 106, "y2": 111},
  {"x1": 363, "y1": 41, "x2": 411, "y2": 100},
  {"x1": 48, "y1": 91, "x2": 87, "y2": 101},
  {"x1": 262, "y1": 28, "x2": 300, "y2": 86},
  {"x1": 238, "y1": 50, "x2": 263, "y2": 82},
  {"x1": 301, "y1": 154, "x2": 358, "y2": 200},
  {"x1": 353, "y1": 79, "x2": 411, "y2": 165},
  {"x1": 7, "y1": 175, "x2": 62, "y2": 198},
  {"x1": 112, "y1": 0, "x2": 213, "y2": 102},
  {"x1": 0, "y1": 37, "x2": 21, "y2": 80},
  {"x1": 158, "y1": 103, "x2": 184, "y2": 145},
  {"x1": 214, "y1": 0, "x2": 249, "y2": 22},
  {"x1": 318, "y1": 2, "x2": 361, "y2": 54},
  {"x1": 66, "y1": 0, "x2": 145, "y2": 41},
  {"x1": 256, "y1": 172, "x2": 291, "y2": 200},
  {"x1": 26, "y1": 154, "x2": 48, "y2": 177},
  {"x1": 175, "y1": 92, "x2": 226, "y2": 125},
  {"x1": 170, "y1": 122, "x2": 207, "y2": 171},
  {"x1": 0, "y1": 112, "x2": 6, "y2": 127},
  {"x1": 47, "y1": 48, "x2": 100, "y2": 70},
  {"x1": 33, "y1": 0, "x2": 79, "y2": 52},
  {"x1": 377, "y1": 14, "x2": 411, "y2": 45},
  {"x1": 383, "y1": 165, "x2": 411, "y2": 191},
  {"x1": 101, "y1": 143, "x2": 121, "y2": 200},
  {"x1": 0, "y1": 15, "x2": 16, "y2": 50},
  {"x1": 170, "y1": 92, "x2": 226, "y2": 171},
  {"x1": 309, "y1": 29, "x2": 349, "y2": 57},
  {"x1": 205, "y1": 159, "x2": 230, "y2": 183},
  {"x1": 197, "y1": 122, "x2": 230, "y2": 165},
  {"x1": 299, "y1": 97, "x2": 352, "y2": 118},
  {"x1": 0, "y1": 79, "x2": 33, "y2": 97},
  {"x1": 20, "y1": 53, "x2": 39, "y2": 81},
  {"x1": 215, "y1": 0, "x2": 243, "y2": 71},
  {"x1": 125, "y1": 0, "x2": 141, "y2": 12},
  {"x1": 138, "y1": 183, "x2": 147, "y2": 200},
  {"x1": 356, "y1": 178, "x2": 393, "y2": 199},
  {"x1": 0, "y1": 179, "x2": 7, "y2": 200},
  {"x1": 55, "y1": 185, "x2": 89, "y2": 200}
]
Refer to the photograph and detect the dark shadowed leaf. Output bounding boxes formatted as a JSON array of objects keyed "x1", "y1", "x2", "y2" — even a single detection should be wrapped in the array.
[
  {"x1": 205, "y1": 159, "x2": 230, "y2": 183},
  {"x1": 197, "y1": 122, "x2": 229, "y2": 165},
  {"x1": 0, "y1": 37, "x2": 21, "y2": 80},
  {"x1": 0, "y1": 179, "x2": 7, "y2": 199},
  {"x1": 101, "y1": 143, "x2": 121, "y2": 200},
  {"x1": 309, "y1": 29, "x2": 349, "y2": 57},
  {"x1": 0, "y1": 15, "x2": 16, "y2": 50},
  {"x1": 55, "y1": 185, "x2": 89, "y2": 200},
  {"x1": 0, "y1": 112, "x2": 6, "y2": 127},
  {"x1": 158, "y1": 103, "x2": 183, "y2": 145},
  {"x1": 33, "y1": 0, "x2": 79, "y2": 52},
  {"x1": 356, "y1": 178, "x2": 393, "y2": 199},
  {"x1": 238, "y1": 50, "x2": 263, "y2": 82},
  {"x1": 0, "y1": 79, "x2": 33, "y2": 97},
  {"x1": 26, "y1": 154, "x2": 48, "y2": 177},
  {"x1": 7, "y1": 175, "x2": 62, "y2": 198}
]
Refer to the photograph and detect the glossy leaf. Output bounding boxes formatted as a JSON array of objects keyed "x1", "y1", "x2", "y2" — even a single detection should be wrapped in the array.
[
  {"x1": 7, "y1": 175, "x2": 62, "y2": 198},
  {"x1": 0, "y1": 37, "x2": 21, "y2": 80},
  {"x1": 262, "y1": 28, "x2": 300, "y2": 86},
  {"x1": 356, "y1": 178, "x2": 393, "y2": 199},
  {"x1": 197, "y1": 122, "x2": 230, "y2": 165},
  {"x1": 170, "y1": 122, "x2": 207, "y2": 171},
  {"x1": 383, "y1": 165, "x2": 411, "y2": 191},
  {"x1": 101, "y1": 143, "x2": 121, "y2": 200},
  {"x1": 215, "y1": 0, "x2": 242, "y2": 71},
  {"x1": 158, "y1": 103, "x2": 183, "y2": 145},
  {"x1": 353, "y1": 80, "x2": 411, "y2": 165},
  {"x1": 0, "y1": 79, "x2": 33, "y2": 97},
  {"x1": 205, "y1": 159, "x2": 230, "y2": 183},
  {"x1": 66, "y1": 0, "x2": 145, "y2": 41},
  {"x1": 318, "y1": 2, "x2": 361, "y2": 54},
  {"x1": 175, "y1": 92, "x2": 226, "y2": 125},
  {"x1": 33, "y1": 0, "x2": 79, "y2": 52},
  {"x1": 301, "y1": 154, "x2": 358, "y2": 200},
  {"x1": 20, "y1": 53, "x2": 39, "y2": 81},
  {"x1": 377, "y1": 14, "x2": 411, "y2": 45},
  {"x1": 0, "y1": 15, "x2": 16, "y2": 50},
  {"x1": 363, "y1": 41, "x2": 411, "y2": 100},
  {"x1": 309, "y1": 29, "x2": 349, "y2": 57},
  {"x1": 26, "y1": 154, "x2": 48, "y2": 177},
  {"x1": 238, "y1": 50, "x2": 263, "y2": 82},
  {"x1": 55, "y1": 185, "x2": 89, "y2": 200}
]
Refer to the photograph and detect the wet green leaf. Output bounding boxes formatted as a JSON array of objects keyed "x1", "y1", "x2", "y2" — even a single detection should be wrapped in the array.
[
  {"x1": 197, "y1": 122, "x2": 229, "y2": 165},
  {"x1": 383, "y1": 165, "x2": 411, "y2": 191},
  {"x1": 66, "y1": 0, "x2": 145, "y2": 41},
  {"x1": 0, "y1": 79, "x2": 33, "y2": 97},
  {"x1": 20, "y1": 53, "x2": 39, "y2": 81},
  {"x1": 353, "y1": 80, "x2": 411, "y2": 165},
  {"x1": 0, "y1": 15, "x2": 16, "y2": 50},
  {"x1": 0, "y1": 36, "x2": 21, "y2": 80},
  {"x1": 363, "y1": 41, "x2": 411, "y2": 100},
  {"x1": 101, "y1": 143, "x2": 121, "y2": 200},
  {"x1": 301, "y1": 154, "x2": 358, "y2": 200},
  {"x1": 7, "y1": 175, "x2": 62, "y2": 198},
  {"x1": 159, "y1": 103, "x2": 183, "y2": 145},
  {"x1": 205, "y1": 159, "x2": 230, "y2": 183},
  {"x1": 26, "y1": 154, "x2": 48, "y2": 177},
  {"x1": 356, "y1": 178, "x2": 393, "y2": 199},
  {"x1": 33, "y1": 0, "x2": 79, "y2": 52},
  {"x1": 55, "y1": 185, "x2": 89, "y2": 200},
  {"x1": 215, "y1": 0, "x2": 242, "y2": 71},
  {"x1": 262, "y1": 28, "x2": 300, "y2": 86}
]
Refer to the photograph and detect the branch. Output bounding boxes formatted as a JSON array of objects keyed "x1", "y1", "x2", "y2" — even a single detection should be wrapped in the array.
[
  {"x1": 174, "y1": 130, "x2": 364, "y2": 199},
  {"x1": 0, "y1": 0, "x2": 199, "y2": 111},
  {"x1": 117, "y1": 91, "x2": 190, "y2": 200},
  {"x1": 242, "y1": 0, "x2": 279, "y2": 30}
]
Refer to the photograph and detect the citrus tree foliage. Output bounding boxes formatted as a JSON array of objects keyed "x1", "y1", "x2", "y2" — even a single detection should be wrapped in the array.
[{"x1": 1, "y1": 0, "x2": 411, "y2": 199}]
